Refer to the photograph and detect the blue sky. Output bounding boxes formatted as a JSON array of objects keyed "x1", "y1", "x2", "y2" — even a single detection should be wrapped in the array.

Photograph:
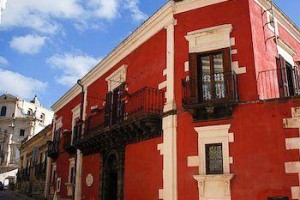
[{"x1": 0, "y1": 0, "x2": 299, "y2": 108}]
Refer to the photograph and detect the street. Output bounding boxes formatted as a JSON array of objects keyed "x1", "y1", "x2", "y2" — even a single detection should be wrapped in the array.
[{"x1": 0, "y1": 190, "x2": 29, "y2": 200}]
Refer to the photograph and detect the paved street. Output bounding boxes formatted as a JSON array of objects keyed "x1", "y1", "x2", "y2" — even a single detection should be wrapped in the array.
[{"x1": 0, "y1": 190, "x2": 33, "y2": 200}]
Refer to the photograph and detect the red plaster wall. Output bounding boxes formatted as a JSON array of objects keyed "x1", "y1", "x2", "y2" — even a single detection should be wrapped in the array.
[
  {"x1": 174, "y1": 0, "x2": 300, "y2": 200},
  {"x1": 81, "y1": 154, "x2": 101, "y2": 200},
  {"x1": 51, "y1": 94, "x2": 81, "y2": 199},
  {"x1": 124, "y1": 137, "x2": 163, "y2": 200},
  {"x1": 86, "y1": 29, "x2": 167, "y2": 112},
  {"x1": 177, "y1": 100, "x2": 300, "y2": 200},
  {"x1": 174, "y1": 0, "x2": 258, "y2": 108},
  {"x1": 249, "y1": 0, "x2": 300, "y2": 99},
  {"x1": 81, "y1": 29, "x2": 166, "y2": 199}
]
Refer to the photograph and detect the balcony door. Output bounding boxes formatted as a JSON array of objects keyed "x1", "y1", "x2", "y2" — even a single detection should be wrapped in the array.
[
  {"x1": 104, "y1": 83, "x2": 126, "y2": 126},
  {"x1": 197, "y1": 49, "x2": 231, "y2": 103},
  {"x1": 277, "y1": 56, "x2": 298, "y2": 97}
]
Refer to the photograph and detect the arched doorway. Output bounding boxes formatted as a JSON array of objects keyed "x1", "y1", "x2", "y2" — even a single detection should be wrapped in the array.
[{"x1": 103, "y1": 153, "x2": 118, "y2": 200}]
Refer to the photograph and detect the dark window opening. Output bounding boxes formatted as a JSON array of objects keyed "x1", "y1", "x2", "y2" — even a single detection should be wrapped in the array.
[
  {"x1": 205, "y1": 143, "x2": 223, "y2": 175},
  {"x1": 20, "y1": 129, "x2": 25, "y2": 137},
  {"x1": 70, "y1": 166, "x2": 75, "y2": 184},
  {"x1": 0, "y1": 106, "x2": 7, "y2": 116}
]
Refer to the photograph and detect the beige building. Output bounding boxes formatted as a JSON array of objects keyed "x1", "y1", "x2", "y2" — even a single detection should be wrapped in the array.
[
  {"x1": 17, "y1": 124, "x2": 52, "y2": 199},
  {"x1": 0, "y1": 93, "x2": 53, "y2": 184}
]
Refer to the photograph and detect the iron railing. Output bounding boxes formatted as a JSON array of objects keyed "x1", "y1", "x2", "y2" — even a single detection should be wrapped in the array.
[
  {"x1": 182, "y1": 71, "x2": 238, "y2": 107},
  {"x1": 83, "y1": 87, "x2": 165, "y2": 136},
  {"x1": 257, "y1": 67, "x2": 300, "y2": 100}
]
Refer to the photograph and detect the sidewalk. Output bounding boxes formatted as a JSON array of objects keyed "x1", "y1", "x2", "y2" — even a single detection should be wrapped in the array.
[{"x1": 6, "y1": 190, "x2": 37, "y2": 200}]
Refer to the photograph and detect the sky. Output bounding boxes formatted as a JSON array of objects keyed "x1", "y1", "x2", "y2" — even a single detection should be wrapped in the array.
[{"x1": 0, "y1": 0, "x2": 299, "y2": 109}]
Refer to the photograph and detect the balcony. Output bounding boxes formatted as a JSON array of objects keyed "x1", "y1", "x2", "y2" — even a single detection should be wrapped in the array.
[
  {"x1": 47, "y1": 140, "x2": 60, "y2": 159},
  {"x1": 74, "y1": 87, "x2": 165, "y2": 155},
  {"x1": 63, "y1": 130, "x2": 76, "y2": 154},
  {"x1": 257, "y1": 67, "x2": 300, "y2": 100},
  {"x1": 182, "y1": 71, "x2": 239, "y2": 121}
]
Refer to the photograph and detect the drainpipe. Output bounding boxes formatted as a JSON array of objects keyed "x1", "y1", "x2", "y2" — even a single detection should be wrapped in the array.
[
  {"x1": 77, "y1": 79, "x2": 84, "y2": 122},
  {"x1": 74, "y1": 79, "x2": 84, "y2": 200}
]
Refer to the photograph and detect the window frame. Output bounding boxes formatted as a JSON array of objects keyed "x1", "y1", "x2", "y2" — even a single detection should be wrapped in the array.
[
  {"x1": 0, "y1": 106, "x2": 7, "y2": 116},
  {"x1": 205, "y1": 143, "x2": 224, "y2": 175}
]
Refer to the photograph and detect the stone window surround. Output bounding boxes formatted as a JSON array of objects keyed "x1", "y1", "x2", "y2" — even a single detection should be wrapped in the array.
[
  {"x1": 105, "y1": 65, "x2": 128, "y2": 92},
  {"x1": 193, "y1": 124, "x2": 234, "y2": 200}
]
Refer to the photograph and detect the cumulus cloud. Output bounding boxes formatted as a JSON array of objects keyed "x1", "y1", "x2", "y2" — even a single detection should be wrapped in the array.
[
  {"x1": 10, "y1": 34, "x2": 47, "y2": 55},
  {"x1": 1, "y1": 0, "x2": 147, "y2": 33},
  {"x1": 1, "y1": 0, "x2": 118, "y2": 33},
  {"x1": 124, "y1": 0, "x2": 148, "y2": 22},
  {"x1": 0, "y1": 56, "x2": 8, "y2": 66},
  {"x1": 47, "y1": 53, "x2": 100, "y2": 86},
  {"x1": 0, "y1": 68, "x2": 47, "y2": 99}
]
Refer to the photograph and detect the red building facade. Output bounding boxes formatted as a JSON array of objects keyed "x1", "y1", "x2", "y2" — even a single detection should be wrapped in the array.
[{"x1": 45, "y1": 0, "x2": 300, "y2": 200}]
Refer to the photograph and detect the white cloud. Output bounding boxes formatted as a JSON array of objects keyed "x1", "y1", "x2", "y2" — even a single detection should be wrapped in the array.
[
  {"x1": 47, "y1": 53, "x2": 100, "y2": 86},
  {"x1": 10, "y1": 34, "x2": 47, "y2": 55},
  {"x1": 0, "y1": 68, "x2": 47, "y2": 99},
  {"x1": 0, "y1": 56, "x2": 8, "y2": 66},
  {"x1": 124, "y1": 0, "x2": 148, "y2": 22},
  {"x1": 1, "y1": 0, "x2": 119, "y2": 33},
  {"x1": 1, "y1": 0, "x2": 147, "y2": 33},
  {"x1": 88, "y1": 0, "x2": 119, "y2": 20}
]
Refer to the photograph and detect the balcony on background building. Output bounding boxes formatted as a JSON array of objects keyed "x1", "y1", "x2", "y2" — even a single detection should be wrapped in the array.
[
  {"x1": 63, "y1": 130, "x2": 77, "y2": 154},
  {"x1": 182, "y1": 71, "x2": 239, "y2": 121},
  {"x1": 257, "y1": 67, "x2": 300, "y2": 100},
  {"x1": 74, "y1": 86, "x2": 165, "y2": 155},
  {"x1": 47, "y1": 140, "x2": 60, "y2": 159}
]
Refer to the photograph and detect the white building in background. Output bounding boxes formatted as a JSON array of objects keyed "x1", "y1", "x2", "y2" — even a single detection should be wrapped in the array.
[
  {"x1": 0, "y1": 93, "x2": 53, "y2": 172},
  {"x1": 0, "y1": 0, "x2": 7, "y2": 23}
]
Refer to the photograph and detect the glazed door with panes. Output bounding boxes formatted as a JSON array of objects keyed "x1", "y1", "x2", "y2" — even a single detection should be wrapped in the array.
[{"x1": 198, "y1": 49, "x2": 231, "y2": 102}]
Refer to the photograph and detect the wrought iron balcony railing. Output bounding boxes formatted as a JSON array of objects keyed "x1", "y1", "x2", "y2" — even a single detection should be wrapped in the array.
[
  {"x1": 47, "y1": 140, "x2": 60, "y2": 159},
  {"x1": 63, "y1": 130, "x2": 77, "y2": 154},
  {"x1": 74, "y1": 86, "x2": 165, "y2": 153},
  {"x1": 257, "y1": 67, "x2": 300, "y2": 100},
  {"x1": 82, "y1": 86, "x2": 164, "y2": 137},
  {"x1": 182, "y1": 71, "x2": 239, "y2": 108}
]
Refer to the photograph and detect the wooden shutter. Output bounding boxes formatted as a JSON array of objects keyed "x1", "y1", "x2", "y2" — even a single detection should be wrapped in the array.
[
  {"x1": 277, "y1": 56, "x2": 288, "y2": 97},
  {"x1": 104, "y1": 92, "x2": 113, "y2": 126},
  {"x1": 118, "y1": 83, "x2": 126, "y2": 121},
  {"x1": 189, "y1": 53, "x2": 199, "y2": 104},
  {"x1": 222, "y1": 48, "x2": 232, "y2": 100},
  {"x1": 222, "y1": 48, "x2": 231, "y2": 72}
]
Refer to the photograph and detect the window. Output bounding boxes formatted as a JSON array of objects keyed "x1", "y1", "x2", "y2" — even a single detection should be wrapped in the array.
[
  {"x1": 27, "y1": 109, "x2": 33, "y2": 115},
  {"x1": 192, "y1": 49, "x2": 231, "y2": 103},
  {"x1": 104, "y1": 83, "x2": 126, "y2": 126},
  {"x1": 20, "y1": 129, "x2": 25, "y2": 137},
  {"x1": 205, "y1": 143, "x2": 223, "y2": 174},
  {"x1": 70, "y1": 166, "x2": 75, "y2": 184},
  {"x1": 57, "y1": 177, "x2": 61, "y2": 192},
  {"x1": 40, "y1": 113, "x2": 45, "y2": 123},
  {"x1": 0, "y1": 106, "x2": 7, "y2": 116},
  {"x1": 276, "y1": 56, "x2": 298, "y2": 98},
  {"x1": 52, "y1": 168, "x2": 56, "y2": 184}
]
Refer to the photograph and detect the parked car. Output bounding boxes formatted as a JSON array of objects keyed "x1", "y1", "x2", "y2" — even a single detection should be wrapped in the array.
[{"x1": 0, "y1": 181, "x2": 3, "y2": 190}]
